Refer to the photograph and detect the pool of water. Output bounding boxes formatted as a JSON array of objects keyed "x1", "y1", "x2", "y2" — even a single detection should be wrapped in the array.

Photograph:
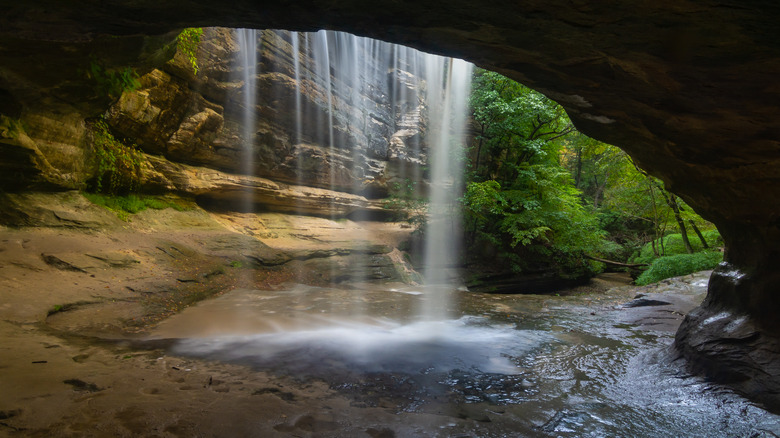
[{"x1": 151, "y1": 278, "x2": 780, "y2": 437}]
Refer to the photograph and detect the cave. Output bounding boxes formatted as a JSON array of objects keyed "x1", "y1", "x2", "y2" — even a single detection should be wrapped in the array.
[{"x1": 2, "y1": 0, "x2": 780, "y2": 420}]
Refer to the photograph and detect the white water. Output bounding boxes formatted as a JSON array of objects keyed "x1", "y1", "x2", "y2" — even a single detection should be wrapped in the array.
[
  {"x1": 236, "y1": 29, "x2": 472, "y2": 307},
  {"x1": 421, "y1": 57, "x2": 473, "y2": 321},
  {"x1": 235, "y1": 29, "x2": 258, "y2": 213}
]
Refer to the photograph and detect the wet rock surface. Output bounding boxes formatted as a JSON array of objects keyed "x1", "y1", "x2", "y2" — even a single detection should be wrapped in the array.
[{"x1": 12, "y1": 268, "x2": 780, "y2": 437}]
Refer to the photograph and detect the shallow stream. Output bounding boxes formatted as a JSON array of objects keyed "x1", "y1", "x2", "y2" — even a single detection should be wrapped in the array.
[{"x1": 150, "y1": 274, "x2": 780, "y2": 437}]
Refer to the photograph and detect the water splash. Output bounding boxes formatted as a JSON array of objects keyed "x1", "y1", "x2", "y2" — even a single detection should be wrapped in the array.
[{"x1": 172, "y1": 315, "x2": 538, "y2": 376}]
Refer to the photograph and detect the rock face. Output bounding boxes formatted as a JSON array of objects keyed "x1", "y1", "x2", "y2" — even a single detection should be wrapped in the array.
[
  {"x1": 2, "y1": 0, "x2": 780, "y2": 409},
  {"x1": 107, "y1": 28, "x2": 429, "y2": 199}
]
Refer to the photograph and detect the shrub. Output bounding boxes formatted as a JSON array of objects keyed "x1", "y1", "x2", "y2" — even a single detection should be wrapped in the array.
[
  {"x1": 90, "y1": 120, "x2": 145, "y2": 194},
  {"x1": 635, "y1": 251, "x2": 723, "y2": 285},
  {"x1": 633, "y1": 230, "x2": 722, "y2": 265},
  {"x1": 88, "y1": 61, "x2": 140, "y2": 99}
]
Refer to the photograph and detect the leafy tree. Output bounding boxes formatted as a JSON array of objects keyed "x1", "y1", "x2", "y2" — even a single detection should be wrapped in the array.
[
  {"x1": 463, "y1": 69, "x2": 606, "y2": 278},
  {"x1": 469, "y1": 70, "x2": 575, "y2": 185},
  {"x1": 463, "y1": 69, "x2": 719, "y2": 284}
]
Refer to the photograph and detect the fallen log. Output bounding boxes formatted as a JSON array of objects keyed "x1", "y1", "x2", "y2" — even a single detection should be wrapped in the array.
[{"x1": 585, "y1": 254, "x2": 649, "y2": 269}]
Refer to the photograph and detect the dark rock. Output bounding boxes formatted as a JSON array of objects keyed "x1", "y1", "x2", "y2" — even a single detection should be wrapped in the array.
[
  {"x1": 622, "y1": 298, "x2": 672, "y2": 308},
  {"x1": 63, "y1": 378, "x2": 102, "y2": 393},
  {"x1": 675, "y1": 305, "x2": 780, "y2": 413},
  {"x1": 467, "y1": 271, "x2": 590, "y2": 294},
  {"x1": 85, "y1": 252, "x2": 140, "y2": 268},
  {"x1": 0, "y1": 89, "x2": 22, "y2": 118},
  {"x1": 252, "y1": 387, "x2": 296, "y2": 401},
  {"x1": 0, "y1": 409, "x2": 21, "y2": 420},
  {"x1": 366, "y1": 428, "x2": 395, "y2": 438},
  {"x1": 40, "y1": 254, "x2": 88, "y2": 273}
]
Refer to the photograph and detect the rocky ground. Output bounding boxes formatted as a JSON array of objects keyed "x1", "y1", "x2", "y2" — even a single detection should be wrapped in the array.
[{"x1": 0, "y1": 191, "x2": 722, "y2": 437}]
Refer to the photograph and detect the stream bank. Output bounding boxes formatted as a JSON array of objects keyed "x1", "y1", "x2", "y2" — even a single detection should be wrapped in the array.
[{"x1": 0, "y1": 198, "x2": 777, "y2": 436}]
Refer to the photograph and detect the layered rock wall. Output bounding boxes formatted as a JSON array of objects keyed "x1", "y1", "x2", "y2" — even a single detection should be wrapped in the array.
[{"x1": 1, "y1": 28, "x2": 434, "y2": 217}]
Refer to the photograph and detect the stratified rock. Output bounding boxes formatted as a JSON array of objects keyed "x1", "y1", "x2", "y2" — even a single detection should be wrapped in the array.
[
  {"x1": 104, "y1": 29, "x2": 428, "y2": 198},
  {"x1": 0, "y1": 116, "x2": 78, "y2": 191},
  {"x1": 143, "y1": 155, "x2": 390, "y2": 218}
]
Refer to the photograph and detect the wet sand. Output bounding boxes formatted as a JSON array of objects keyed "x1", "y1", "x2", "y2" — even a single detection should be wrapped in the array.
[{"x1": 1, "y1": 201, "x2": 776, "y2": 437}]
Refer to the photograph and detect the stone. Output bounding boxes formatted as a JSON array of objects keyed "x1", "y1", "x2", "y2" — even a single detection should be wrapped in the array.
[
  {"x1": 1, "y1": 1, "x2": 780, "y2": 409},
  {"x1": 621, "y1": 298, "x2": 672, "y2": 308}
]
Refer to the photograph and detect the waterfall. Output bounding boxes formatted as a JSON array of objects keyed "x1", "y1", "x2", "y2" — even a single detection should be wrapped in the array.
[
  {"x1": 421, "y1": 57, "x2": 473, "y2": 321},
  {"x1": 235, "y1": 29, "x2": 258, "y2": 214},
  {"x1": 233, "y1": 29, "x2": 472, "y2": 317},
  {"x1": 291, "y1": 31, "x2": 303, "y2": 189}
]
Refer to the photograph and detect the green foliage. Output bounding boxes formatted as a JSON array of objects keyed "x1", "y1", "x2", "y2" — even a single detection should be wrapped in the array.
[
  {"x1": 463, "y1": 166, "x2": 607, "y2": 276},
  {"x1": 469, "y1": 69, "x2": 574, "y2": 184},
  {"x1": 90, "y1": 120, "x2": 145, "y2": 194},
  {"x1": 633, "y1": 230, "x2": 722, "y2": 265},
  {"x1": 464, "y1": 70, "x2": 606, "y2": 277},
  {"x1": 635, "y1": 251, "x2": 723, "y2": 285},
  {"x1": 87, "y1": 60, "x2": 140, "y2": 99},
  {"x1": 84, "y1": 193, "x2": 192, "y2": 221},
  {"x1": 382, "y1": 179, "x2": 429, "y2": 232},
  {"x1": 177, "y1": 28, "x2": 204, "y2": 74},
  {"x1": 229, "y1": 260, "x2": 244, "y2": 268}
]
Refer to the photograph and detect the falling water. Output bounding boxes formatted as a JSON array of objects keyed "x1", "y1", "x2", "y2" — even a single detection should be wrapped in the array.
[
  {"x1": 153, "y1": 32, "x2": 780, "y2": 436},
  {"x1": 233, "y1": 29, "x2": 472, "y2": 313},
  {"x1": 291, "y1": 31, "x2": 304, "y2": 190},
  {"x1": 421, "y1": 57, "x2": 473, "y2": 320},
  {"x1": 235, "y1": 29, "x2": 258, "y2": 214}
]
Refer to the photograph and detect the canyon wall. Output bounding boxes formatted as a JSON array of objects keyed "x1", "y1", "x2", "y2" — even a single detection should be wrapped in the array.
[{"x1": 1, "y1": 28, "x2": 433, "y2": 217}]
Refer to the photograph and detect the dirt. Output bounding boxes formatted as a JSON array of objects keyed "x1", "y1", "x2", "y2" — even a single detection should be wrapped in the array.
[
  {"x1": 0, "y1": 192, "x2": 432, "y2": 437},
  {"x1": 0, "y1": 192, "x2": 723, "y2": 437}
]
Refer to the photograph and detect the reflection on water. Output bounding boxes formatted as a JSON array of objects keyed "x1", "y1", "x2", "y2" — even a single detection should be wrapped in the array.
[{"x1": 153, "y1": 283, "x2": 780, "y2": 437}]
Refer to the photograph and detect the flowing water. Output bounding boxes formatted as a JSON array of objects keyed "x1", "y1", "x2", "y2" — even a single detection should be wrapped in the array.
[
  {"x1": 152, "y1": 274, "x2": 780, "y2": 437},
  {"x1": 421, "y1": 57, "x2": 472, "y2": 321},
  {"x1": 235, "y1": 29, "x2": 472, "y2": 313},
  {"x1": 207, "y1": 30, "x2": 780, "y2": 436}
]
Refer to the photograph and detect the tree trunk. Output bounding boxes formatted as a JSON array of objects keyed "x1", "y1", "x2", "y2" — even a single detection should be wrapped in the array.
[
  {"x1": 474, "y1": 125, "x2": 485, "y2": 177},
  {"x1": 689, "y1": 219, "x2": 709, "y2": 249},
  {"x1": 574, "y1": 146, "x2": 582, "y2": 188},
  {"x1": 648, "y1": 182, "x2": 661, "y2": 256},
  {"x1": 662, "y1": 192, "x2": 694, "y2": 254}
]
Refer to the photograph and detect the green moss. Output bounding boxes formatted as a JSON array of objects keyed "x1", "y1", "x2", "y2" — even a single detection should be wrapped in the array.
[
  {"x1": 83, "y1": 193, "x2": 193, "y2": 221},
  {"x1": 87, "y1": 60, "x2": 140, "y2": 99},
  {"x1": 635, "y1": 251, "x2": 723, "y2": 285},
  {"x1": 177, "y1": 28, "x2": 204, "y2": 74},
  {"x1": 0, "y1": 116, "x2": 25, "y2": 139}
]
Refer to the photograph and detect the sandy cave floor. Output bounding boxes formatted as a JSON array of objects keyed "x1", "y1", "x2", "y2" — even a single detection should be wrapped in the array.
[{"x1": 1, "y1": 200, "x2": 771, "y2": 437}]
